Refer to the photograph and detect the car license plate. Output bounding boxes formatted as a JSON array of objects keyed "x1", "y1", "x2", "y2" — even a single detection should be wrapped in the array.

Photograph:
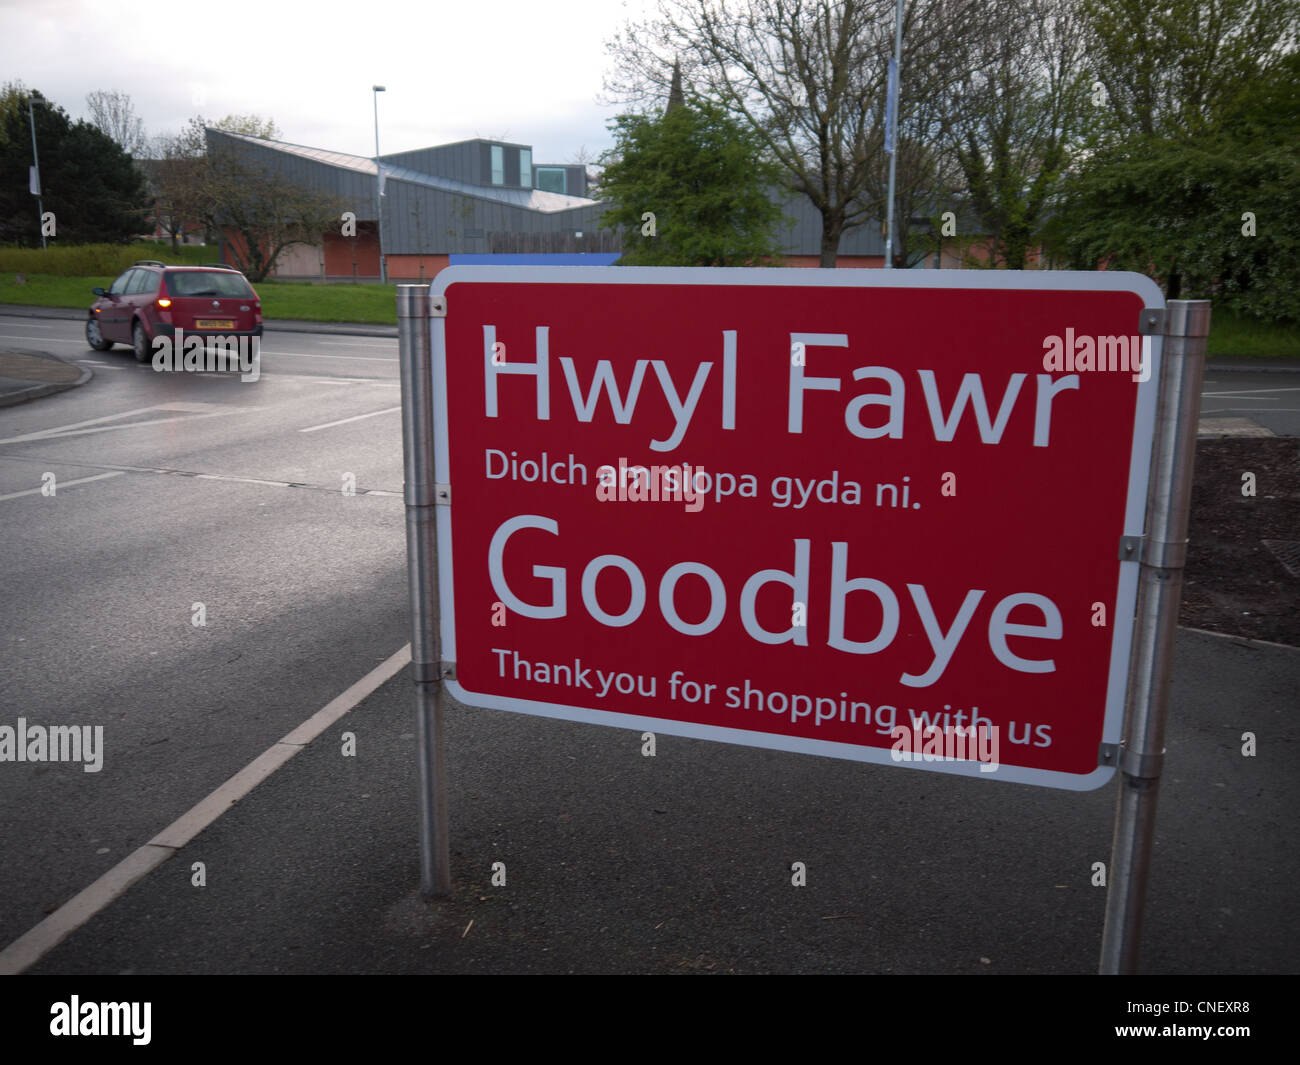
[{"x1": 195, "y1": 319, "x2": 235, "y2": 329}]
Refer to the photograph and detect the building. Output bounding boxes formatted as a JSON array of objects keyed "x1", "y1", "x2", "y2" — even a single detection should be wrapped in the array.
[
  {"x1": 205, "y1": 128, "x2": 914, "y2": 279},
  {"x1": 206, "y1": 129, "x2": 618, "y2": 280}
]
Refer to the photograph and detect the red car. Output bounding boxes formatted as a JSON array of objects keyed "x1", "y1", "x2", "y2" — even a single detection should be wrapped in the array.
[{"x1": 86, "y1": 261, "x2": 263, "y2": 361}]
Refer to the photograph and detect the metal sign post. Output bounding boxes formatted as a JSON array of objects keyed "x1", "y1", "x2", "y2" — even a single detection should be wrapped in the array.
[
  {"x1": 397, "y1": 285, "x2": 451, "y2": 897},
  {"x1": 1100, "y1": 300, "x2": 1211, "y2": 973}
]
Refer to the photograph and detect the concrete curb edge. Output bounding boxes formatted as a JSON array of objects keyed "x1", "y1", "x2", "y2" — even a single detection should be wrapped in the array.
[{"x1": 0, "y1": 351, "x2": 92, "y2": 409}]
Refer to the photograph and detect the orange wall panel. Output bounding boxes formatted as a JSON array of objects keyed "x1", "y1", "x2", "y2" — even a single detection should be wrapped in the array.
[
  {"x1": 323, "y1": 225, "x2": 381, "y2": 278},
  {"x1": 385, "y1": 254, "x2": 452, "y2": 281},
  {"x1": 782, "y1": 254, "x2": 884, "y2": 268}
]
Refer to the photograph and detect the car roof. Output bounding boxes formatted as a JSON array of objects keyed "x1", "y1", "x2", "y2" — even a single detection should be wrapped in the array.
[{"x1": 130, "y1": 261, "x2": 243, "y2": 273}]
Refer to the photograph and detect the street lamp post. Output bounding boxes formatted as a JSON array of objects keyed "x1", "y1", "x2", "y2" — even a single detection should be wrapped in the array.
[
  {"x1": 373, "y1": 85, "x2": 387, "y2": 284},
  {"x1": 883, "y1": 0, "x2": 903, "y2": 269},
  {"x1": 28, "y1": 91, "x2": 46, "y2": 251}
]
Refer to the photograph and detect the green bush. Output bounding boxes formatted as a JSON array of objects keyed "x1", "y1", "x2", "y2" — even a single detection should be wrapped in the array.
[{"x1": 0, "y1": 241, "x2": 213, "y2": 277}]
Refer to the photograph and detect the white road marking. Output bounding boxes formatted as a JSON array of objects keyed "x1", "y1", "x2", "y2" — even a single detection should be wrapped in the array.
[
  {"x1": 315, "y1": 339, "x2": 396, "y2": 349},
  {"x1": 154, "y1": 403, "x2": 219, "y2": 412},
  {"x1": 194, "y1": 473, "x2": 292, "y2": 487},
  {"x1": 252, "y1": 374, "x2": 395, "y2": 385},
  {"x1": 298, "y1": 406, "x2": 401, "y2": 433},
  {"x1": 0, "y1": 644, "x2": 412, "y2": 975},
  {"x1": 1202, "y1": 387, "x2": 1300, "y2": 397},
  {"x1": 260, "y1": 349, "x2": 393, "y2": 363},
  {"x1": 2, "y1": 403, "x2": 206, "y2": 437},
  {"x1": 0, "y1": 470, "x2": 124, "y2": 502},
  {"x1": 0, "y1": 333, "x2": 393, "y2": 361},
  {"x1": 305, "y1": 377, "x2": 398, "y2": 385},
  {"x1": 0, "y1": 403, "x2": 242, "y2": 446},
  {"x1": 1206, "y1": 407, "x2": 1300, "y2": 414},
  {"x1": 0, "y1": 334, "x2": 86, "y2": 345},
  {"x1": 0, "y1": 454, "x2": 401, "y2": 495},
  {"x1": 1180, "y1": 626, "x2": 1300, "y2": 653}
]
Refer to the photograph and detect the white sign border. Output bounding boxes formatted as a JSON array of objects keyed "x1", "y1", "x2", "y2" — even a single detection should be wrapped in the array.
[{"x1": 429, "y1": 267, "x2": 1164, "y2": 791}]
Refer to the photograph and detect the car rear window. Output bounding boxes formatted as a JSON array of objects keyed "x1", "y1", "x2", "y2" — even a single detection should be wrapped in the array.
[{"x1": 164, "y1": 271, "x2": 255, "y2": 297}]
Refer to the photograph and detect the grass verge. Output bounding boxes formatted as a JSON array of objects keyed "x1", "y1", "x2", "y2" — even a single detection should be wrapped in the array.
[
  {"x1": 1, "y1": 266, "x2": 1298, "y2": 350},
  {"x1": 0, "y1": 274, "x2": 399, "y2": 325}
]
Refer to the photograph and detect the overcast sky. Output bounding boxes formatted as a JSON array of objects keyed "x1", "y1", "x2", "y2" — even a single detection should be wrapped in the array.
[{"x1": 1, "y1": 0, "x2": 659, "y2": 164}]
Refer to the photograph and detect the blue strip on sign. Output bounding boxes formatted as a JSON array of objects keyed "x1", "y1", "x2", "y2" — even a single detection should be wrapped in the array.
[{"x1": 449, "y1": 253, "x2": 622, "y2": 267}]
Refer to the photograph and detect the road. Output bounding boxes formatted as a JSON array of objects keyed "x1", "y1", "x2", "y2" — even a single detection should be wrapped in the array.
[
  {"x1": 0, "y1": 312, "x2": 406, "y2": 948},
  {"x1": 1199, "y1": 372, "x2": 1300, "y2": 436}
]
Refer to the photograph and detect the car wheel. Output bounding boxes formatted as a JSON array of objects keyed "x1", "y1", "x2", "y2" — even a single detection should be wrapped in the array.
[
  {"x1": 86, "y1": 317, "x2": 113, "y2": 351},
  {"x1": 132, "y1": 320, "x2": 152, "y2": 363}
]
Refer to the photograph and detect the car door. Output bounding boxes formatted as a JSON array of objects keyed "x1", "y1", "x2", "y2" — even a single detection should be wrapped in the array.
[
  {"x1": 102, "y1": 269, "x2": 137, "y2": 341},
  {"x1": 125, "y1": 268, "x2": 158, "y2": 339}
]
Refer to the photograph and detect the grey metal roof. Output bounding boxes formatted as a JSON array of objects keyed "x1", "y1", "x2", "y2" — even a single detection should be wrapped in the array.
[{"x1": 211, "y1": 130, "x2": 598, "y2": 214}]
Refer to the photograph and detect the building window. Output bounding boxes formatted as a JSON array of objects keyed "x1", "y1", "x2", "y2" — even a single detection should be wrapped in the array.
[
  {"x1": 536, "y1": 166, "x2": 566, "y2": 194},
  {"x1": 491, "y1": 145, "x2": 504, "y2": 185},
  {"x1": 520, "y1": 149, "x2": 532, "y2": 188}
]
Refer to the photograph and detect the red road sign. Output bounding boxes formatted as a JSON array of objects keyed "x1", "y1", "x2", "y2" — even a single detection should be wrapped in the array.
[{"x1": 430, "y1": 267, "x2": 1163, "y2": 789}]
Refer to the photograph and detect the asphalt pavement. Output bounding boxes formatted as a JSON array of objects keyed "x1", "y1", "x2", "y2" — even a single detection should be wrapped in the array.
[
  {"x1": 16, "y1": 626, "x2": 1300, "y2": 975},
  {"x1": 0, "y1": 311, "x2": 408, "y2": 962}
]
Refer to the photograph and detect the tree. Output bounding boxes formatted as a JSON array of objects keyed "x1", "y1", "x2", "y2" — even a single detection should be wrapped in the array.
[
  {"x1": 0, "y1": 80, "x2": 31, "y2": 141},
  {"x1": 209, "y1": 114, "x2": 281, "y2": 140},
  {"x1": 569, "y1": 144, "x2": 603, "y2": 193},
  {"x1": 937, "y1": 0, "x2": 1090, "y2": 269},
  {"x1": 85, "y1": 90, "x2": 148, "y2": 158},
  {"x1": 0, "y1": 85, "x2": 150, "y2": 245},
  {"x1": 149, "y1": 117, "x2": 210, "y2": 250},
  {"x1": 1080, "y1": 0, "x2": 1298, "y2": 141},
  {"x1": 1054, "y1": 48, "x2": 1300, "y2": 322},
  {"x1": 1053, "y1": 3, "x2": 1299, "y2": 318},
  {"x1": 596, "y1": 94, "x2": 789, "y2": 266},
  {"x1": 603, "y1": 0, "x2": 989, "y2": 266},
  {"x1": 1210, "y1": 51, "x2": 1300, "y2": 322},
  {"x1": 146, "y1": 113, "x2": 304, "y2": 262}
]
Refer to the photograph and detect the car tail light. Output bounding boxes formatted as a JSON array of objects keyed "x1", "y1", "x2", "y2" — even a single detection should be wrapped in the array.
[{"x1": 157, "y1": 298, "x2": 172, "y2": 308}]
